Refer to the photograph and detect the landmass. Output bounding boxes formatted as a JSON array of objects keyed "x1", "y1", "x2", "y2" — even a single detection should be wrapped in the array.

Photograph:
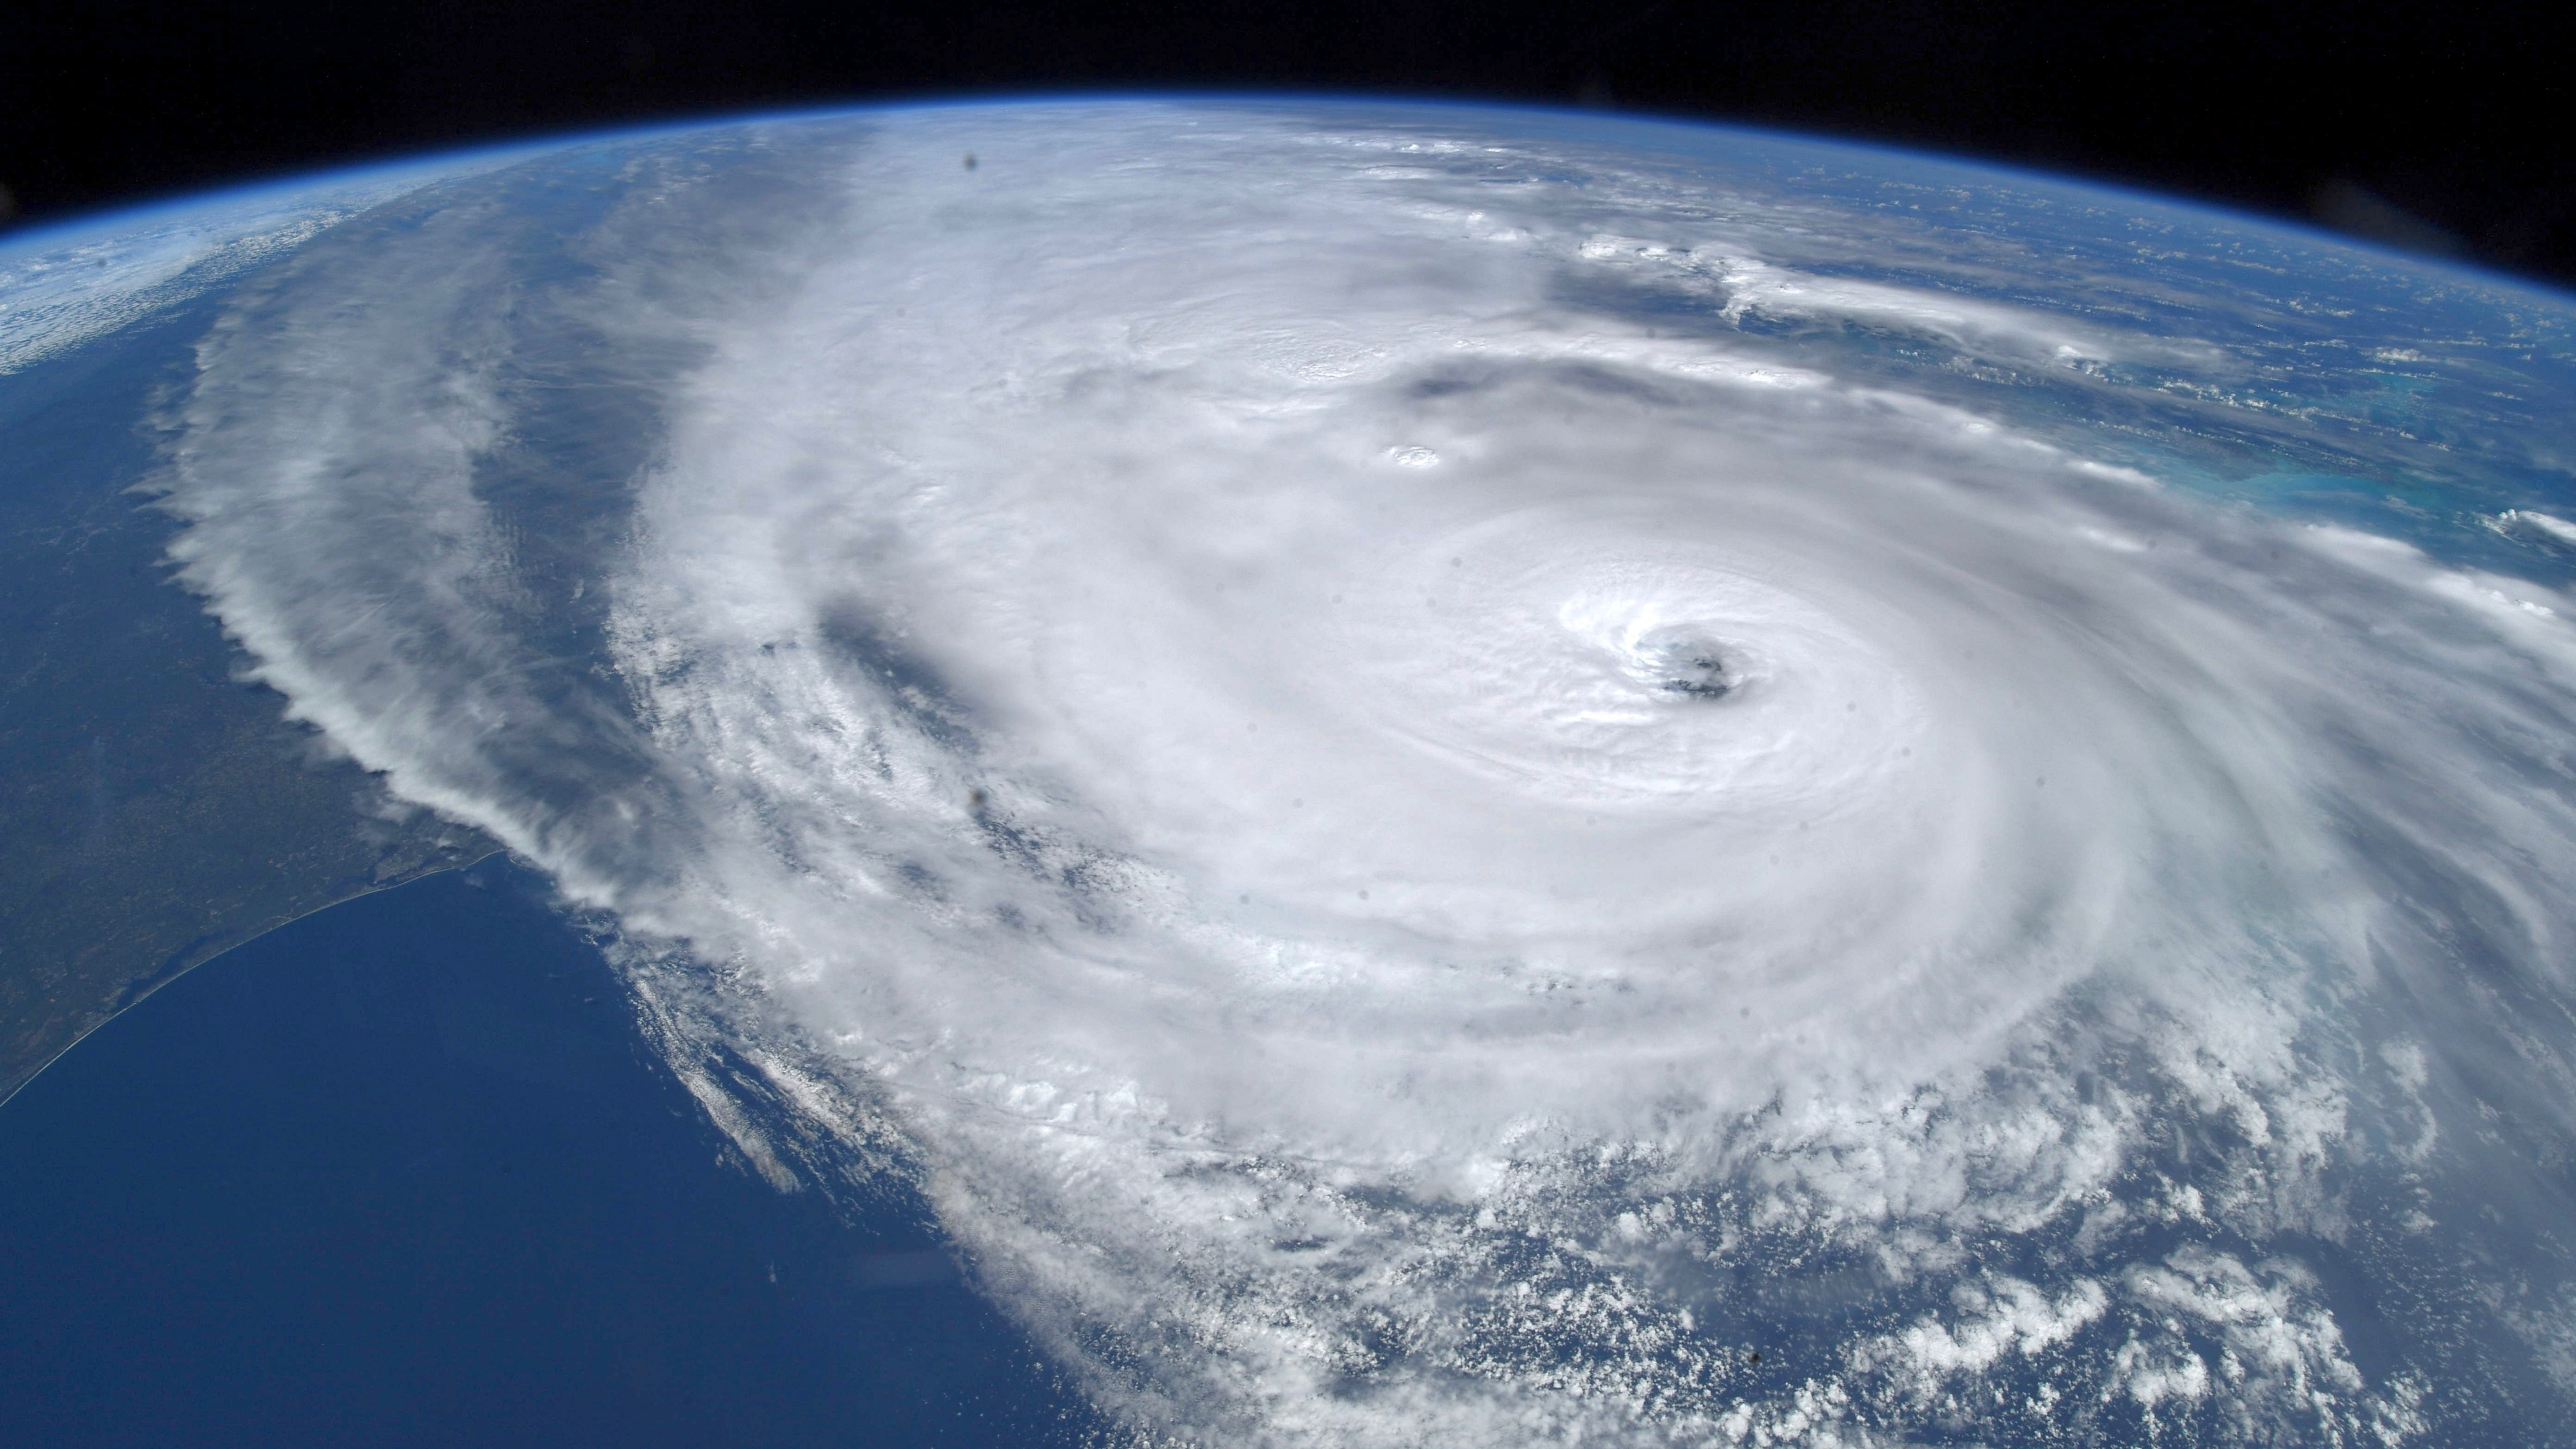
[{"x1": 0, "y1": 299, "x2": 499, "y2": 1103}]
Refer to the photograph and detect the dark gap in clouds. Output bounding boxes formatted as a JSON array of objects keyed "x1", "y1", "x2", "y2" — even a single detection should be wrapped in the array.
[
  {"x1": 2, "y1": 1, "x2": 2568, "y2": 288},
  {"x1": 819, "y1": 606, "x2": 981, "y2": 754}
]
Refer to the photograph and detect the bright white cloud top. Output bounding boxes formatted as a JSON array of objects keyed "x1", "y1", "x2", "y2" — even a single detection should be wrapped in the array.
[{"x1": 132, "y1": 101, "x2": 2576, "y2": 1445}]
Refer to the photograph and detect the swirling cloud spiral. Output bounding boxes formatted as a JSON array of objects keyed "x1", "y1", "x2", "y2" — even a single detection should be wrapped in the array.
[{"x1": 155, "y1": 103, "x2": 2576, "y2": 1445}]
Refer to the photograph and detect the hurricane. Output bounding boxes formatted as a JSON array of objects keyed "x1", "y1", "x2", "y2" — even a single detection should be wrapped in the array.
[{"x1": 147, "y1": 101, "x2": 2576, "y2": 1444}]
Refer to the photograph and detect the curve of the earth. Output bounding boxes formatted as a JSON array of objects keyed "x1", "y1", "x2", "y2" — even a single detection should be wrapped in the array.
[{"x1": 100, "y1": 98, "x2": 2576, "y2": 1446}]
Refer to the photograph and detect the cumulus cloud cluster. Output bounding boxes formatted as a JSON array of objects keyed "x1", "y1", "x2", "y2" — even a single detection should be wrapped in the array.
[{"x1": 150, "y1": 103, "x2": 2576, "y2": 1444}]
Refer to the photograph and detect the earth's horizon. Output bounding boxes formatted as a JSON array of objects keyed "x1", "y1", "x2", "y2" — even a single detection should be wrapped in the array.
[{"x1": 5, "y1": 96, "x2": 2576, "y2": 1447}]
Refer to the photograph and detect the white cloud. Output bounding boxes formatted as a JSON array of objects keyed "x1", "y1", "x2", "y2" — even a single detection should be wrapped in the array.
[
  {"x1": 147, "y1": 100, "x2": 2576, "y2": 1446},
  {"x1": 0, "y1": 145, "x2": 542, "y2": 374}
]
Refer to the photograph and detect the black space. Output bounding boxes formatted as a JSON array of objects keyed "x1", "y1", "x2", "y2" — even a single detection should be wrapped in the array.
[{"x1": 2, "y1": 1, "x2": 2569, "y2": 288}]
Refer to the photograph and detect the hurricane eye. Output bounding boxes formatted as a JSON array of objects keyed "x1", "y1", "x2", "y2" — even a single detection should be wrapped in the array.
[{"x1": 1652, "y1": 638, "x2": 1736, "y2": 699}]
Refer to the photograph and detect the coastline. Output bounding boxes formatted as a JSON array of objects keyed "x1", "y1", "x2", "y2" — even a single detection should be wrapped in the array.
[{"x1": 0, "y1": 839, "x2": 502, "y2": 1109}]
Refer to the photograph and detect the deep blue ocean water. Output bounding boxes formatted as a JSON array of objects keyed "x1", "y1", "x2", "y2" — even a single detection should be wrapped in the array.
[{"x1": 0, "y1": 857, "x2": 1092, "y2": 1448}]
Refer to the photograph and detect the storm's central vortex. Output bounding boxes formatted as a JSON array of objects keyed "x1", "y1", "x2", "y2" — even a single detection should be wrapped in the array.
[{"x1": 1641, "y1": 635, "x2": 1738, "y2": 698}]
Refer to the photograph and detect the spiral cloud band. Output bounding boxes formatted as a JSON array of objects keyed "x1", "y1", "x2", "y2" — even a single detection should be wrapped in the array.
[{"x1": 155, "y1": 104, "x2": 2576, "y2": 1443}]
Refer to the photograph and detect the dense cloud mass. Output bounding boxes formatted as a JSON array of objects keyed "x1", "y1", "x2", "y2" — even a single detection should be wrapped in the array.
[{"x1": 150, "y1": 104, "x2": 2576, "y2": 1444}]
